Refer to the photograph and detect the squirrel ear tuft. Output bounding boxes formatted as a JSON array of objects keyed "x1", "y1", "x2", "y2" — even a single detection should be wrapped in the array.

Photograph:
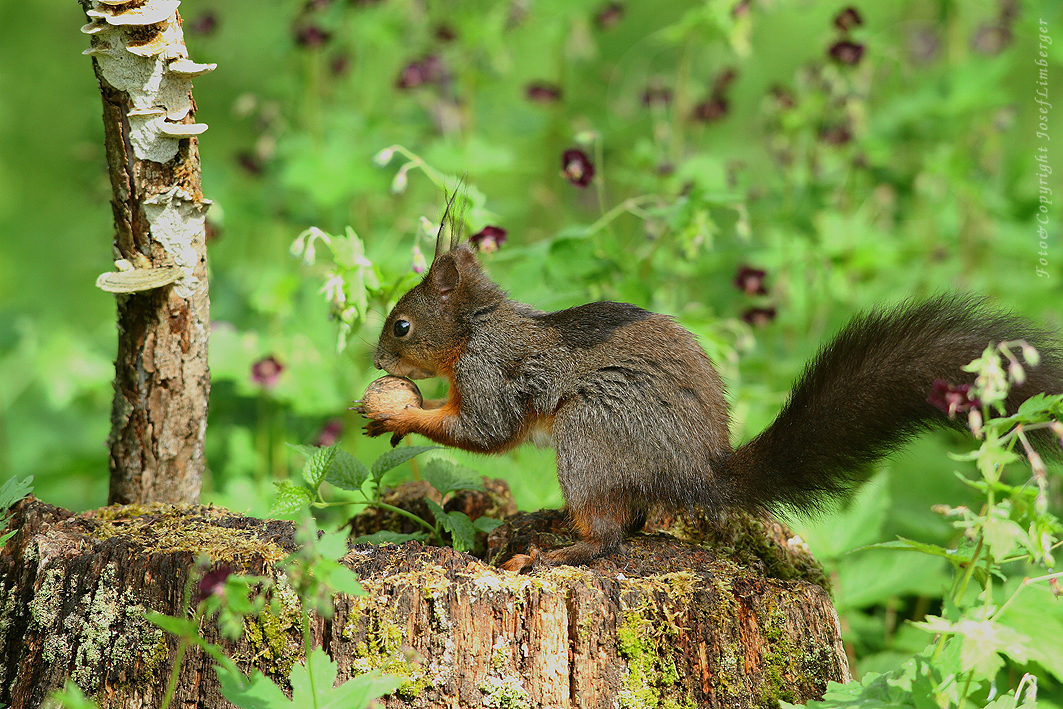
[{"x1": 434, "y1": 188, "x2": 463, "y2": 259}]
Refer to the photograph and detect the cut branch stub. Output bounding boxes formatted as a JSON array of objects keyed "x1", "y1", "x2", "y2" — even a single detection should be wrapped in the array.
[{"x1": 80, "y1": 0, "x2": 215, "y2": 505}]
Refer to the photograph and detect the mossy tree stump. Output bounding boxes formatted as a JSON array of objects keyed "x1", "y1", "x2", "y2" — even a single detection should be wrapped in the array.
[{"x1": 1, "y1": 493, "x2": 849, "y2": 708}]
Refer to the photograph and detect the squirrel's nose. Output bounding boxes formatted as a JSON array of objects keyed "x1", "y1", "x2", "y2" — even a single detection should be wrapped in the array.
[{"x1": 372, "y1": 355, "x2": 383, "y2": 370}]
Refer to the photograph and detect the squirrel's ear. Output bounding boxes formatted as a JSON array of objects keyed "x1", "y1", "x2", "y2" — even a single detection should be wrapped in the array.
[{"x1": 430, "y1": 254, "x2": 461, "y2": 304}]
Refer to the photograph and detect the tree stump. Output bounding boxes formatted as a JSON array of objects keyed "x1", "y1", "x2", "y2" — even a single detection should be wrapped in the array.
[{"x1": 1, "y1": 490, "x2": 849, "y2": 708}]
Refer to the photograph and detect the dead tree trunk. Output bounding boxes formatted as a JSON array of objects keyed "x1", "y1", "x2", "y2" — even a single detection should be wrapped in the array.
[
  {"x1": 80, "y1": 0, "x2": 214, "y2": 505},
  {"x1": 0, "y1": 495, "x2": 849, "y2": 708}
]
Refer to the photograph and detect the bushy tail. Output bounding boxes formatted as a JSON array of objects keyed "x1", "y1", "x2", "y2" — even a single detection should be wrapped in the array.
[{"x1": 719, "y1": 295, "x2": 1063, "y2": 514}]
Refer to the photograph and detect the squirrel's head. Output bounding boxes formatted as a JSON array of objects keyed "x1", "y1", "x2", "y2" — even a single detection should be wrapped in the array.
[{"x1": 374, "y1": 243, "x2": 504, "y2": 379}]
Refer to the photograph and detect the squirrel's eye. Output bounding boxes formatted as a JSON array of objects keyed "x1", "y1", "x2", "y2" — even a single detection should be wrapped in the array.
[{"x1": 393, "y1": 319, "x2": 411, "y2": 338}]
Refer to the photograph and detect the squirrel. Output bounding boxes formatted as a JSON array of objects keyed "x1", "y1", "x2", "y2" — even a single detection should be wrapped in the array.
[{"x1": 360, "y1": 226, "x2": 1063, "y2": 572}]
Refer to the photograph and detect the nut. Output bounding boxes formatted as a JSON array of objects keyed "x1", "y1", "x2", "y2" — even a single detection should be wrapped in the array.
[{"x1": 359, "y1": 376, "x2": 423, "y2": 416}]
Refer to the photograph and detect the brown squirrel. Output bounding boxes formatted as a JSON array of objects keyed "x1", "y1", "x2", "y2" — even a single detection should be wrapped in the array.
[{"x1": 361, "y1": 230, "x2": 1063, "y2": 572}]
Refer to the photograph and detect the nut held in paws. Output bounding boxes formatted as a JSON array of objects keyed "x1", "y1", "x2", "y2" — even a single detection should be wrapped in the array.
[{"x1": 360, "y1": 376, "x2": 423, "y2": 415}]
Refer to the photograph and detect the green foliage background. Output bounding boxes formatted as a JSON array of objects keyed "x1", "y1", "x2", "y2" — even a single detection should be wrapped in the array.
[{"x1": 1, "y1": 0, "x2": 1062, "y2": 699}]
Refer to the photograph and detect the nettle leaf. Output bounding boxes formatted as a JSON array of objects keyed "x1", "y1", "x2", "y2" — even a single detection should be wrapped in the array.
[
  {"x1": 982, "y1": 513, "x2": 1031, "y2": 561},
  {"x1": 473, "y1": 517, "x2": 504, "y2": 534},
  {"x1": 0, "y1": 473, "x2": 33, "y2": 509},
  {"x1": 426, "y1": 499, "x2": 477, "y2": 552},
  {"x1": 325, "y1": 448, "x2": 370, "y2": 491},
  {"x1": 219, "y1": 666, "x2": 293, "y2": 709},
  {"x1": 270, "y1": 481, "x2": 314, "y2": 515},
  {"x1": 290, "y1": 649, "x2": 337, "y2": 706},
  {"x1": 285, "y1": 443, "x2": 320, "y2": 462},
  {"x1": 329, "y1": 671, "x2": 406, "y2": 708},
  {"x1": 324, "y1": 564, "x2": 365, "y2": 597},
  {"x1": 371, "y1": 445, "x2": 438, "y2": 480},
  {"x1": 421, "y1": 458, "x2": 484, "y2": 498},
  {"x1": 315, "y1": 529, "x2": 352, "y2": 561},
  {"x1": 913, "y1": 617, "x2": 1032, "y2": 679},
  {"x1": 302, "y1": 445, "x2": 338, "y2": 489},
  {"x1": 287, "y1": 649, "x2": 402, "y2": 709}
]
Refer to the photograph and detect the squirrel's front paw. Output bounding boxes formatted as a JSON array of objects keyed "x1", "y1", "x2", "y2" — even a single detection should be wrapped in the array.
[
  {"x1": 363, "y1": 416, "x2": 407, "y2": 447},
  {"x1": 363, "y1": 416, "x2": 392, "y2": 437}
]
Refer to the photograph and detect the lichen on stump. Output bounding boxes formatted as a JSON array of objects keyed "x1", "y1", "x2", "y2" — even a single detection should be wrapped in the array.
[{"x1": 1, "y1": 488, "x2": 849, "y2": 708}]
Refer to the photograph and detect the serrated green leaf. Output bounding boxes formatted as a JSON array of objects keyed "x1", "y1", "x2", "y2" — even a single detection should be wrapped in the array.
[
  {"x1": 421, "y1": 458, "x2": 484, "y2": 498},
  {"x1": 48, "y1": 681, "x2": 99, "y2": 709},
  {"x1": 995, "y1": 581, "x2": 1063, "y2": 683},
  {"x1": 290, "y1": 649, "x2": 338, "y2": 706},
  {"x1": 0, "y1": 474, "x2": 33, "y2": 510},
  {"x1": 912, "y1": 617, "x2": 1031, "y2": 678},
  {"x1": 145, "y1": 611, "x2": 199, "y2": 638},
  {"x1": 424, "y1": 497, "x2": 447, "y2": 524},
  {"x1": 371, "y1": 445, "x2": 438, "y2": 480},
  {"x1": 473, "y1": 516, "x2": 504, "y2": 534},
  {"x1": 324, "y1": 564, "x2": 365, "y2": 597},
  {"x1": 285, "y1": 443, "x2": 321, "y2": 461},
  {"x1": 303, "y1": 445, "x2": 338, "y2": 489},
  {"x1": 353, "y1": 531, "x2": 428, "y2": 546},
  {"x1": 425, "y1": 499, "x2": 476, "y2": 552},
  {"x1": 218, "y1": 666, "x2": 293, "y2": 709},
  {"x1": 325, "y1": 448, "x2": 370, "y2": 491},
  {"x1": 982, "y1": 514, "x2": 1030, "y2": 561},
  {"x1": 270, "y1": 482, "x2": 314, "y2": 515},
  {"x1": 328, "y1": 671, "x2": 406, "y2": 708}
]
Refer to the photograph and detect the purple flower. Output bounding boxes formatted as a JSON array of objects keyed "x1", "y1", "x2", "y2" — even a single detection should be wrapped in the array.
[
  {"x1": 734, "y1": 266, "x2": 768, "y2": 296},
  {"x1": 330, "y1": 54, "x2": 351, "y2": 76},
  {"x1": 470, "y1": 226, "x2": 508, "y2": 253},
  {"x1": 561, "y1": 149, "x2": 595, "y2": 188},
  {"x1": 712, "y1": 68, "x2": 737, "y2": 96},
  {"x1": 315, "y1": 418, "x2": 345, "y2": 447},
  {"x1": 595, "y1": 3, "x2": 624, "y2": 29},
  {"x1": 251, "y1": 356, "x2": 284, "y2": 390},
  {"x1": 294, "y1": 24, "x2": 332, "y2": 48},
  {"x1": 828, "y1": 40, "x2": 865, "y2": 65},
  {"x1": 641, "y1": 86, "x2": 672, "y2": 107},
  {"x1": 971, "y1": 24, "x2": 1012, "y2": 55},
  {"x1": 769, "y1": 84, "x2": 795, "y2": 110},
  {"x1": 526, "y1": 82, "x2": 562, "y2": 103},
  {"x1": 820, "y1": 124, "x2": 853, "y2": 145},
  {"x1": 741, "y1": 307, "x2": 777, "y2": 327},
  {"x1": 435, "y1": 24, "x2": 457, "y2": 42},
  {"x1": 195, "y1": 565, "x2": 233, "y2": 605},
  {"x1": 692, "y1": 97, "x2": 729, "y2": 122},
  {"x1": 236, "y1": 151, "x2": 264, "y2": 176},
  {"x1": 188, "y1": 12, "x2": 218, "y2": 36},
  {"x1": 833, "y1": 7, "x2": 863, "y2": 32},
  {"x1": 396, "y1": 55, "x2": 444, "y2": 89},
  {"x1": 927, "y1": 380, "x2": 981, "y2": 418}
]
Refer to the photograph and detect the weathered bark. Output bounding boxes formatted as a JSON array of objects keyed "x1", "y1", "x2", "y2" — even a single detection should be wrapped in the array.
[
  {"x1": 0, "y1": 494, "x2": 849, "y2": 708},
  {"x1": 80, "y1": 0, "x2": 214, "y2": 505}
]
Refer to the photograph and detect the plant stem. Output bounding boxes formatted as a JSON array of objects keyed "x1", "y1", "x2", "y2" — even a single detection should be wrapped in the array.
[
  {"x1": 369, "y1": 500, "x2": 439, "y2": 538},
  {"x1": 160, "y1": 636, "x2": 189, "y2": 709}
]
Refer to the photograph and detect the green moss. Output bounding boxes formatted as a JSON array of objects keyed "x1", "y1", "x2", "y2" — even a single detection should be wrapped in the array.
[
  {"x1": 343, "y1": 587, "x2": 428, "y2": 698},
  {"x1": 86, "y1": 503, "x2": 287, "y2": 564},
  {"x1": 238, "y1": 581, "x2": 302, "y2": 677},
  {"x1": 614, "y1": 590, "x2": 694, "y2": 709}
]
